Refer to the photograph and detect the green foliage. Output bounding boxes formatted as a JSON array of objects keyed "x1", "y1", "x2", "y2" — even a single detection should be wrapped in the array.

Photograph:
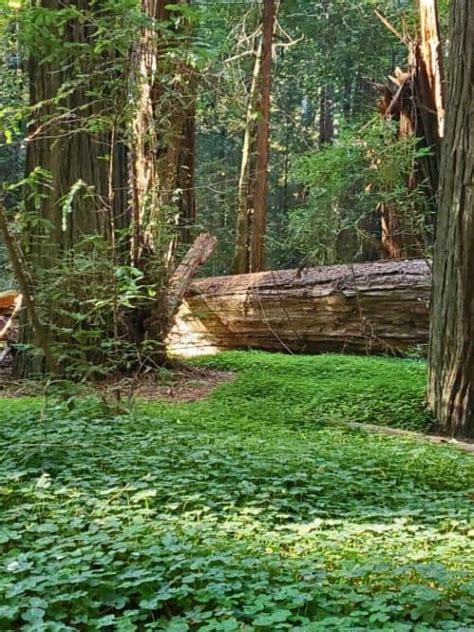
[
  {"x1": 195, "y1": 0, "x2": 451, "y2": 272},
  {"x1": 195, "y1": 0, "x2": 414, "y2": 272},
  {"x1": 286, "y1": 122, "x2": 433, "y2": 264},
  {"x1": 193, "y1": 351, "x2": 432, "y2": 431},
  {"x1": 34, "y1": 235, "x2": 158, "y2": 380},
  {"x1": 0, "y1": 0, "x2": 209, "y2": 376},
  {"x1": 0, "y1": 0, "x2": 450, "y2": 369},
  {"x1": 0, "y1": 2, "x2": 26, "y2": 215},
  {"x1": 1, "y1": 352, "x2": 473, "y2": 630},
  {"x1": 0, "y1": 240, "x2": 12, "y2": 291}
]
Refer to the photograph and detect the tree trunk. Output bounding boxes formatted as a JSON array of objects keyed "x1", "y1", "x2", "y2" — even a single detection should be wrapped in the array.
[
  {"x1": 428, "y1": 1, "x2": 474, "y2": 438},
  {"x1": 416, "y1": 0, "x2": 446, "y2": 199},
  {"x1": 319, "y1": 85, "x2": 334, "y2": 147},
  {"x1": 17, "y1": 0, "x2": 129, "y2": 377},
  {"x1": 131, "y1": 0, "x2": 196, "y2": 268},
  {"x1": 176, "y1": 102, "x2": 196, "y2": 244},
  {"x1": 233, "y1": 38, "x2": 261, "y2": 275},
  {"x1": 167, "y1": 260, "x2": 431, "y2": 357},
  {"x1": 24, "y1": 0, "x2": 129, "y2": 265},
  {"x1": 381, "y1": 95, "x2": 421, "y2": 260},
  {"x1": 251, "y1": 0, "x2": 275, "y2": 273},
  {"x1": 418, "y1": 0, "x2": 445, "y2": 137},
  {"x1": 234, "y1": 0, "x2": 276, "y2": 274},
  {"x1": 378, "y1": 1, "x2": 445, "y2": 260}
]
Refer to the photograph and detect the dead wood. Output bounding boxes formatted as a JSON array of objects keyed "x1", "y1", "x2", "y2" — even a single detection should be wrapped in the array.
[
  {"x1": 325, "y1": 418, "x2": 474, "y2": 454},
  {"x1": 167, "y1": 259, "x2": 431, "y2": 357}
]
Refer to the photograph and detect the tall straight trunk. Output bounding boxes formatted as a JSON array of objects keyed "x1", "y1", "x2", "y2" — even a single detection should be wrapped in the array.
[
  {"x1": 233, "y1": 38, "x2": 261, "y2": 274},
  {"x1": 17, "y1": 0, "x2": 129, "y2": 376},
  {"x1": 25, "y1": 0, "x2": 128, "y2": 266},
  {"x1": 250, "y1": 0, "x2": 275, "y2": 273},
  {"x1": 132, "y1": 0, "x2": 196, "y2": 268},
  {"x1": 234, "y1": 0, "x2": 276, "y2": 274},
  {"x1": 319, "y1": 85, "x2": 334, "y2": 147},
  {"x1": 428, "y1": 1, "x2": 474, "y2": 438},
  {"x1": 176, "y1": 103, "x2": 196, "y2": 244},
  {"x1": 130, "y1": 0, "x2": 197, "y2": 357}
]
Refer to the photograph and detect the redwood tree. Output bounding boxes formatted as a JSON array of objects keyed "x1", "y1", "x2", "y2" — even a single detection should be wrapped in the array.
[
  {"x1": 17, "y1": 0, "x2": 197, "y2": 376},
  {"x1": 24, "y1": 0, "x2": 129, "y2": 266},
  {"x1": 132, "y1": 0, "x2": 196, "y2": 268},
  {"x1": 234, "y1": 0, "x2": 276, "y2": 274},
  {"x1": 428, "y1": 1, "x2": 474, "y2": 438},
  {"x1": 17, "y1": 0, "x2": 130, "y2": 376}
]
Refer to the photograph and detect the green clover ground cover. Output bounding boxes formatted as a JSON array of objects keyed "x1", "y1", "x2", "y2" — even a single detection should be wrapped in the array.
[{"x1": 0, "y1": 352, "x2": 473, "y2": 631}]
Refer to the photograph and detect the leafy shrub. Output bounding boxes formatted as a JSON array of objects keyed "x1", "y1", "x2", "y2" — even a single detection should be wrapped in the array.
[
  {"x1": 287, "y1": 121, "x2": 433, "y2": 265},
  {"x1": 26, "y1": 234, "x2": 159, "y2": 380}
]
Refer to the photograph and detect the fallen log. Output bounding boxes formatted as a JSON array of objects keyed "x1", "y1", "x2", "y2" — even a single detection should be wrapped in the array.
[
  {"x1": 0, "y1": 293, "x2": 22, "y2": 340},
  {"x1": 0, "y1": 290, "x2": 18, "y2": 314},
  {"x1": 324, "y1": 419, "x2": 474, "y2": 454},
  {"x1": 0, "y1": 291, "x2": 22, "y2": 367},
  {"x1": 166, "y1": 259, "x2": 431, "y2": 357}
]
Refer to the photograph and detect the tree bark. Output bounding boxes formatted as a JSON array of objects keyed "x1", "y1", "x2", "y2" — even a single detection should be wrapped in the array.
[
  {"x1": 233, "y1": 38, "x2": 261, "y2": 275},
  {"x1": 251, "y1": 0, "x2": 275, "y2": 273},
  {"x1": 428, "y1": 1, "x2": 474, "y2": 438},
  {"x1": 319, "y1": 85, "x2": 334, "y2": 147},
  {"x1": 234, "y1": 0, "x2": 277, "y2": 274},
  {"x1": 167, "y1": 260, "x2": 431, "y2": 357},
  {"x1": 378, "y1": 1, "x2": 445, "y2": 260},
  {"x1": 24, "y1": 0, "x2": 129, "y2": 265},
  {"x1": 17, "y1": 0, "x2": 129, "y2": 377},
  {"x1": 380, "y1": 87, "x2": 421, "y2": 260},
  {"x1": 176, "y1": 102, "x2": 196, "y2": 244},
  {"x1": 131, "y1": 0, "x2": 196, "y2": 267}
]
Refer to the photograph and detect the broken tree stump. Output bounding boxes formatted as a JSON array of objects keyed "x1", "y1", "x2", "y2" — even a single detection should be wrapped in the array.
[{"x1": 145, "y1": 233, "x2": 217, "y2": 341}]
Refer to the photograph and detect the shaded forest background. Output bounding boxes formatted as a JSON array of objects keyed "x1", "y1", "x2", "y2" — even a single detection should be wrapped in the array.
[
  {"x1": 195, "y1": 0, "x2": 448, "y2": 273},
  {"x1": 0, "y1": 0, "x2": 449, "y2": 285}
]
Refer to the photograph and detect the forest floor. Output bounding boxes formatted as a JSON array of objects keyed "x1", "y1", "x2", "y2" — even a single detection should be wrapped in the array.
[
  {"x1": 0, "y1": 364, "x2": 235, "y2": 402},
  {"x1": 0, "y1": 352, "x2": 473, "y2": 630}
]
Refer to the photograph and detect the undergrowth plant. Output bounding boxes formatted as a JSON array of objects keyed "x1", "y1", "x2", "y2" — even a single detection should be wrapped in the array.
[
  {"x1": 36, "y1": 235, "x2": 158, "y2": 381},
  {"x1": 1, "y1": 352, "x2": 472, "y2": 630},
  {"x1": 288, "y1": 121, "x2": 433, "y2": 265}
]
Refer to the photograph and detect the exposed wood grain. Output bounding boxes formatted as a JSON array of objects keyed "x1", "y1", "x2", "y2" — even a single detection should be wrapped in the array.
[
  {"x1": 165, "y1": 233, "x2": 217, "y2": 325},
  {"x1": 167, "y1": 259, "x2": 431, "y2": 357},
  {"x1": 0, "y1": 291, "x2": 18, "y2": 314}
]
